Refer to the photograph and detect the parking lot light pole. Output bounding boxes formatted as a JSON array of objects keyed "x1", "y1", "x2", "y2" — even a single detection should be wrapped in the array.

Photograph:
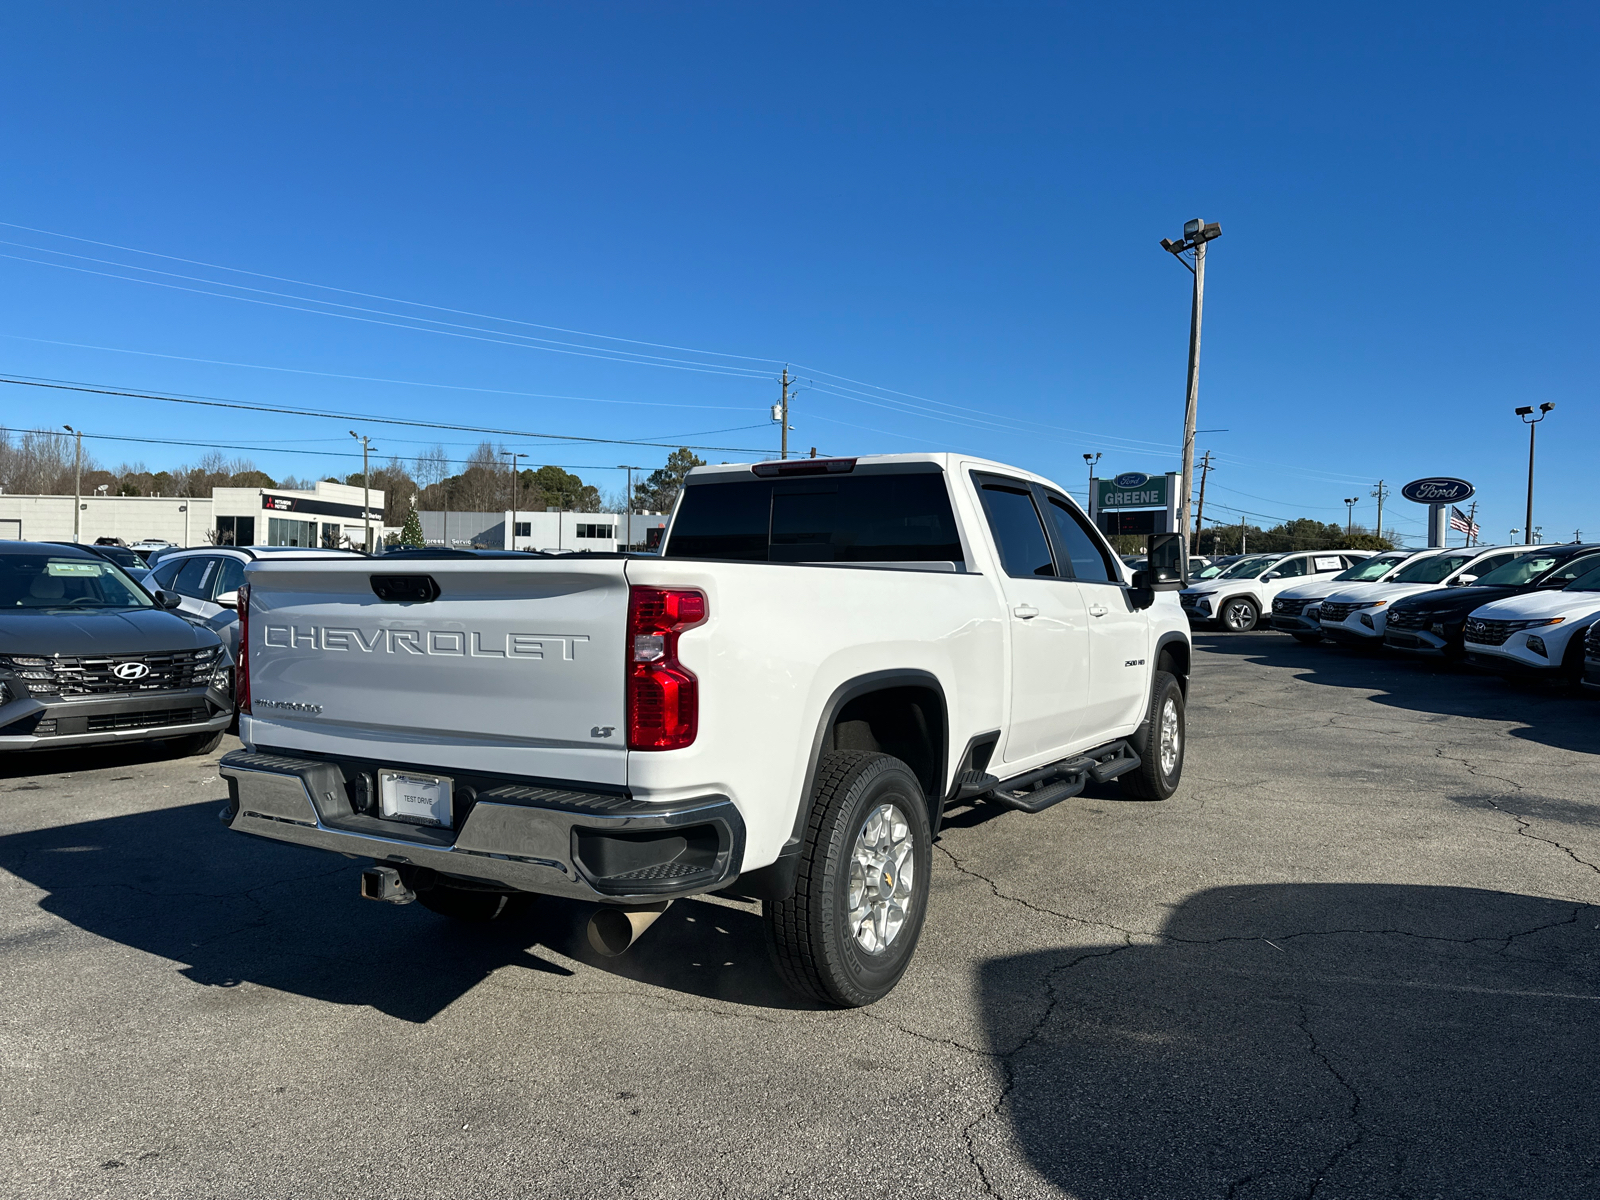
[
  {"x1": 1082, "y1": 452, "x2": 1100, "y2": 506},
  {"x1": 1161, "y1": 218, "x2": 1222, "y2": 555},
  {"x1": 1344, "y1": 497, "x2": 1359, "y2": 539},
  {"x1": 1515, "y1": 403, "x2": 1554, "y2": 545}
]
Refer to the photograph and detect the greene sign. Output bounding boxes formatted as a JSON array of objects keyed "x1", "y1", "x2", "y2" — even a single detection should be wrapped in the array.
[{"x1": 1095, "y1": 472, "x2": 1170, "y2": 510}]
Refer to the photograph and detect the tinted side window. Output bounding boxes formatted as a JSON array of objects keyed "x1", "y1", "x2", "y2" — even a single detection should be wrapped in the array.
[
  {"x1": 664, "y1": 472, "x2": 965, "y2": 564},
  {"x1": 664, "y1": 480, "x2": 771, "y2": 560},
  {"x1": 1543, "y1": 553, "x2": 1600, "y2": 586},
  {"x1": 173, "y1": 557, "x2": 214, "y2": 599},
  {"x1": 1273, "y1": 557, "x2": 1309, "y2": 579},
  {"x1": 211, "y1": 557, "x2": 246, "y2": 598},
  {"x1": 1044, "y1": 495, "x2": 1114, "y2": 582},
  {"x1": 977, "y1": 482, "x2": 1055, "y2": 578},
  {"x1": 150, "y1": 560, "x2": 183, "y2": 590}
]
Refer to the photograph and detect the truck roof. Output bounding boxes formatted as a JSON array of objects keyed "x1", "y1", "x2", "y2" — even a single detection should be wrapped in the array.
[{"x1": 685, "y1": 453, "x2": 1083, "y2": 501}]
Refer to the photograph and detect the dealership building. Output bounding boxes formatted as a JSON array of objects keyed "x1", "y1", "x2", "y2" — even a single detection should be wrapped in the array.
[{"x1": 0, "y1": 481, "x2": 384, "y2": 549}]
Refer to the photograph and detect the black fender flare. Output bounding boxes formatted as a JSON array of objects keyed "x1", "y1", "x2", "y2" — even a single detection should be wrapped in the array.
[
  {"x1": 1153, "y1": 631, "x2": 1192, "y2": 695},
  {"x1": 739, "y1": 668, "x2": 947, "y2": 902}
]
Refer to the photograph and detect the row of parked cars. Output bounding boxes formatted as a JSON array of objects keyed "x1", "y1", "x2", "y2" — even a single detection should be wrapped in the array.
[
  {"x1": 1179, "y1": 543, "x2": 1600, "y2": 687},
  {"x1": 0, "y1": 541, "x2": 354, "y2": 759}
]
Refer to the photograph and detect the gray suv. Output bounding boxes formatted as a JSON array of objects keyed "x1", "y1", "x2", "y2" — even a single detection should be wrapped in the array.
[{"x1": 0, "y1": 542, "x2": 232, "y2": 754}]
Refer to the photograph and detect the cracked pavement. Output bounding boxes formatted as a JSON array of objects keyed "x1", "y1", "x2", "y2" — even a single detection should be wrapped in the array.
[{"x1": 2, "y1": 631, "x2": 1599, "y2": 1198}]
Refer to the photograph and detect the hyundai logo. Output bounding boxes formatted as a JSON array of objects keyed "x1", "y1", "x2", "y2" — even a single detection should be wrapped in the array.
[
  {"x1": 112, "y1": 662, "x2": 151, "y2": 682},
  {"x1": 1112, "y1": 471, "x2": 1150, "y2": 489}
]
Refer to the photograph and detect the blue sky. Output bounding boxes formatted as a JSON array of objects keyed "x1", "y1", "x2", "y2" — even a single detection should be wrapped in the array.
[{"x1": 0, "y1": 3, "x2": 1594, "y2": 543}]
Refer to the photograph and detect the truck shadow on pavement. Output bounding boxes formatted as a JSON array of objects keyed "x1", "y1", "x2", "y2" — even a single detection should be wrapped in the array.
[
  {"x1": 1193, "y1": 632, "x2": 1600, "y2": 758},
  {"x1": 0, "y1": 798, "x2": 805, "y2": 1022},
  {"x1": 980, "y1": 882, "x2": 1600, "y2": 1199}
]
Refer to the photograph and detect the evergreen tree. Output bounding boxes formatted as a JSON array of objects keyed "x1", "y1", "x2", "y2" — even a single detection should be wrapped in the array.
[
  {"x1": 631, "y1": 447, "x2": 706, "y2": 513},
  {"x1": 399, "y1": 505, "x2": 427, "y2": 549}
]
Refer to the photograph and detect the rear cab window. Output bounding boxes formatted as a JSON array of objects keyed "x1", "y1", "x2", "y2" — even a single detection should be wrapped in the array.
[{"x1": 664, "y1": 465, "x2": 967, "y2": 567}]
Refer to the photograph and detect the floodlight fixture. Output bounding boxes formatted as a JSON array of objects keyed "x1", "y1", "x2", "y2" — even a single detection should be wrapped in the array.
[
  {"x1": 1514, "y1": 406, "x2": 1534, "y2": 416},
  {"x1": 1540, "y1": 402, "x2": 1555, "y2": 414}
]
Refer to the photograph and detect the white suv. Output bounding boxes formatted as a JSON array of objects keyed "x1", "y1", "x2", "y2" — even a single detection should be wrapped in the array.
[
  {"x1": 1463, "y1": 557, "x2": 1600, "y2": 682},
  {"x1": 1317, "y1": 545, "x2": 1530, "y2": 645},
  {"x1": 1269, "y1": 550, "x2": 1421, "y2": 643},
  {"x1": 1180, "y1": 550, "x2": 1372, "y2": 633}
]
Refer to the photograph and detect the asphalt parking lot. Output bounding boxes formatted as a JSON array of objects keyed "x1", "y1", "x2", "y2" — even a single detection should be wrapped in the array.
[{"x1": 3, "y1": 632, "x2": 1599, "y2": 1199}]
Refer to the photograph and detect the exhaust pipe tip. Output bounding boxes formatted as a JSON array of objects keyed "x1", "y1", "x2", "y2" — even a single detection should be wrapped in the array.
[{"x1": 587, "y1": 901, "x2": 672, "y2": 957}]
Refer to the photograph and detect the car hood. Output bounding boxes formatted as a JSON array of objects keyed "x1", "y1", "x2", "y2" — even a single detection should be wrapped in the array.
[
  {"x1": 1468, "y1": 589, "x2": 1600, "y2": 622},
  {"x1": 1322, "y1": 581, "x2": 1443, "y2": 606},
  {"x1": 1277, "y1": 578, "x2": 1361, "y2": 602},
  {"x1": 0, "y1": 608, "x2": 220, "y2": 657},
  {"x1": 1389, "y1": 584, "x2": 1523, "y2": 620}
]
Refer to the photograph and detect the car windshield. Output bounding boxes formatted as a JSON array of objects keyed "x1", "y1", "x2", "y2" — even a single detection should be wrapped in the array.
[
  {"x1": 1389, "y1": 553, "x2": 1472, "y2": 584},
  {"x1": 1214, "y1": 556, "x2": 1277, "y2": 580},
  {"x1": 1335, "y1": 554, "x2": 1405, "y2": 582},
  {"x1": 0, "y1": 551, "x2": 153, "y2": 609},
  {"x1": 1472, "y1": 553, "x2": 1563, "y2": 587}
]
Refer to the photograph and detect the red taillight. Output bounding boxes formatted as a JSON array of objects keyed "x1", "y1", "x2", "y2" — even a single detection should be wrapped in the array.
[
  {"x1": 235, "y1": 582, "x2": 252, "y2": 714},
  {"x1": 627, "y1": 586, "x2": 706, "y2": 750}
]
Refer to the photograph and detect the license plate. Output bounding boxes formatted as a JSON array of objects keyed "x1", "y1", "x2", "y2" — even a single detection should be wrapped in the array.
[{"x1": 378, "y1": 770, "x2": 454, "y2": 828}]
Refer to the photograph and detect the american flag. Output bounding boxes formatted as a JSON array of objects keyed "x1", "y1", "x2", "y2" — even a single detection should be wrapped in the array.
[{"x1": 1449, "y1": 505, "x2": 1479, "y2": 537}]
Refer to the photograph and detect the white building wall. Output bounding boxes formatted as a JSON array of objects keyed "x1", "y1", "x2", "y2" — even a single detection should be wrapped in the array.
[
  {"x1": 0, "y1": 494, "x2": 213, "y2": 546},
  {"x1": 505, "y1": 511, "x2": 621, "y2": 553}
]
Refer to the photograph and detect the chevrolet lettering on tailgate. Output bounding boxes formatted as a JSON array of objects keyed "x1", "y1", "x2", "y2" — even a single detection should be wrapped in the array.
[{"x1": 262, "y1": 625, "x2": 591, "y2": 660}]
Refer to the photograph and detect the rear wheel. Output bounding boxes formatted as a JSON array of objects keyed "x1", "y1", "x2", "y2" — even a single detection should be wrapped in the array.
[
  {"x1": 765, "y1": 751, "x2": 932, "y2": 1007},
  {"x1": 1120, "y1": 671, "x2": 1185, "y2": 800},
  {"x1": 1220, "y1": 597, "x2": 1259, "y2": 632}
]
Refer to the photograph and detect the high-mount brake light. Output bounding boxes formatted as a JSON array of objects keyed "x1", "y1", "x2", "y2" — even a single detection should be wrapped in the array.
[
  {"x1": 235, "y1": 582, "x2": 252, "y2": 714},
  {"x1": 626, "y1": 586, "x2": 707, "y2": 750},
  {"x1": 750, "y1": 458, "x2": 856, "y2": 477}
]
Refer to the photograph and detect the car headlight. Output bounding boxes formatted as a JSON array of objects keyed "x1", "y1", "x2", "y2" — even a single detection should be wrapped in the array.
[
  {"x1": 1507, "y1": 617, "x2": 1565, "y2": 631},
  {"x1": 1350, "y1": 600, "x2": 1388, "y2": 610}
]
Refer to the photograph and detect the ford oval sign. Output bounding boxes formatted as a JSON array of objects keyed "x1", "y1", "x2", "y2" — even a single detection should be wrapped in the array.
[
  {"x1": 1113, "y1": 471, "x2": 1150, "y2": 489},
  {"x1": 1400, "y1": 477, "x2": 1475, "y2": 504}
]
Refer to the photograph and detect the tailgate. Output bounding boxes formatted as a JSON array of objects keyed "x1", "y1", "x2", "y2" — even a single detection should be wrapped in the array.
[{"x1": 242, "y1": 557, "x2": 629, "y2": 783}]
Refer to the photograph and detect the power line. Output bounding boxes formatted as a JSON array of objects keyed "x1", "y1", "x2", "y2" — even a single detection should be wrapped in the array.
[{"x1": 0, "y1": 374, "x2": 774, "y2": 454}]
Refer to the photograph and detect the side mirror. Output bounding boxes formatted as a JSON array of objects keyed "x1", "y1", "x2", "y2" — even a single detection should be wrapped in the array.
[
  {"x1": 1144, "y1": 532, "x2": 1188, "y2": 585},
  {"x1": 1260, "y1": 571, "x2": 1280, "y2": 582},
  {"x1": 215, "y1": 590, "x2": 238, "y2": 610},
  {"x1": 1131, "y1": 567, "x2": 1183, "y2": 590},
  {"x1": 154, "y1": 589, "x2": 183, "y2": 610}
]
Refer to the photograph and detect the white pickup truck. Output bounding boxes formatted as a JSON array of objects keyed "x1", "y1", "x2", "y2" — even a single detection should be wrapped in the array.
[{"x1": 219, "y1": 454, "x2": 1192, "y2": 1006}]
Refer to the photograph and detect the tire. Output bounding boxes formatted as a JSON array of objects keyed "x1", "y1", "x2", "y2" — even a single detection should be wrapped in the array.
[
  {"x1": 1220, "y1": 597, "x2": 1259, "y2": 632},
  {"x1": 1120, "y1": 671, "x2": 1185, "y2": 801},
  {"x1": 416, "y1": 881, "x2": 528, "y2": 923},
  {"x1": 173, "y1": 728, "x2": 225, "y2": 757},
  {"x1": 1292, "y1": 633, "x2": 1321, "y2": 645},
  {"x1": 764, "y1": 751, "x2": 932, "y2": 1007}
]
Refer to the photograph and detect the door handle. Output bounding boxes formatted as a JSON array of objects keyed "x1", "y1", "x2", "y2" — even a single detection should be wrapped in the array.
[
  {"x1": 1013, "y1": 604, "x2": 1039, "y2": 620},
  {"x1": 1088, "y1": 604, "x2": 1109, "y2": 617}
]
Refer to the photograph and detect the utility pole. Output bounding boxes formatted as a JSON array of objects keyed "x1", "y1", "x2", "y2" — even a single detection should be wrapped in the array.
[
  {"x1": 1192, "y1": 450, "x2": 1213, "y2": 547},
  {"x1": 1371, "y1": 480, "x2": 1389, "y2": 545},
  {"x1": 775, "y1": 368, "x2": 794, "y2": 460},
  {"x1": 349, "y1": 431, "x2": 373, "y2": 552},
  {"x1": 1343, "y1": 496, "x2": 1359, "y2": 539},
  {"x1": 1515, "y1": 403, "x2": 1554, "y2": 545},
  {"x1": 1464, "y1": 500, "x2": 1478, "y2": 547},
  {"x1": 503, "y1": 451, "x2": 524, "y2": 549},
  {"x1": 1161, "y1": 218, "x2": 1222, "y2": 556},
  {"x1": 62, "y1": 425, "x2": 81, "y2": 542}
]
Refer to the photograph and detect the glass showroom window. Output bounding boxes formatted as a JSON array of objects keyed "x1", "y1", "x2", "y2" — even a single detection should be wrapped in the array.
[{"x1": 267, "y1": 517, "x2": 316, "y2": 547}]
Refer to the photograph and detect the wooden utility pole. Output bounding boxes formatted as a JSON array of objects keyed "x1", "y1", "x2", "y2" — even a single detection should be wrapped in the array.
[
  {"x1": 505, "y1": 451, "x2": 524, "y2": 549},
  {"x1": 779, "y1": 368, "x2": 792, "y2": 460},
  {"x1": 1192, "y1": 450, "x2": 1213, "y2": 549},
  {"x1": 1161, "y1": 219, "x2": 1221, "y2": 557},
  {"x1": 1372, "y1": 479, "x2": 1389, "y2": 545}
]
